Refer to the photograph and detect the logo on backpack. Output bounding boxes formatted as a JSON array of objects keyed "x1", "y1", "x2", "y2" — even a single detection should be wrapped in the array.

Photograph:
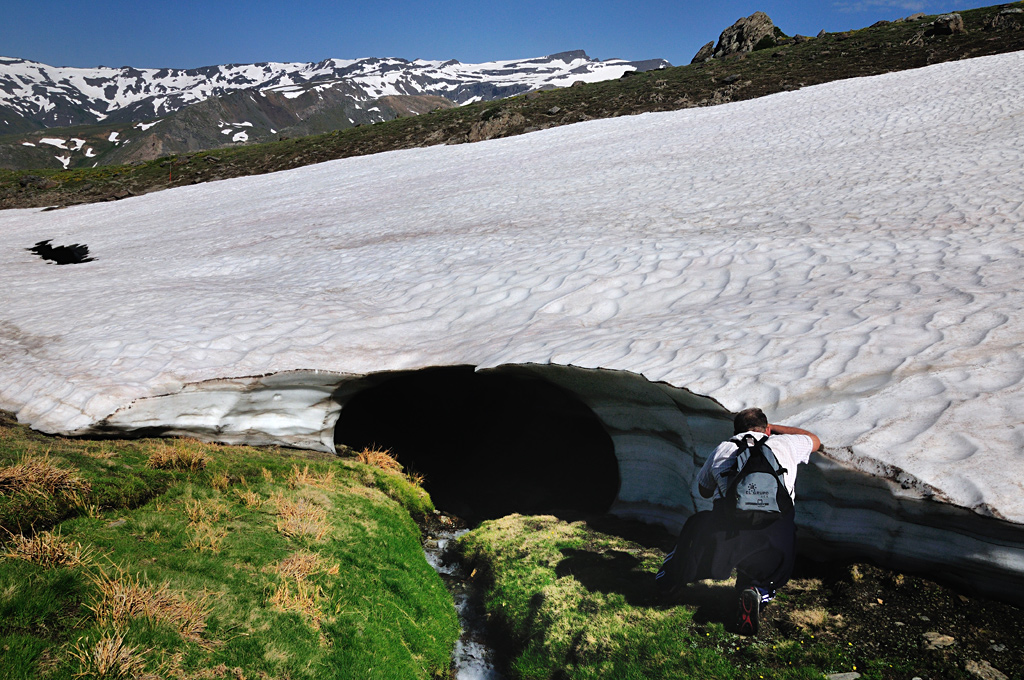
[{"x1": 722, "y1": 434, "x2": 793, "y2": 528}]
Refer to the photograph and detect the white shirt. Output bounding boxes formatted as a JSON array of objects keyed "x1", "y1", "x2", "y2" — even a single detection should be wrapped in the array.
[{"x1": 696, "y1": 431, "x2": 814, "y2": 502}]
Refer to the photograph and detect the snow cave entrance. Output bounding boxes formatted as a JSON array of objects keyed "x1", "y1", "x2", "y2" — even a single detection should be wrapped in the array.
[{"x1": 333, "y1": 365, "x2": 620, "y2": 523}]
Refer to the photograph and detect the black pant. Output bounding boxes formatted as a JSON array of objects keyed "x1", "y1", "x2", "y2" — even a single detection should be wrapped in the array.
[{"x1": 656, "y1": 503, "x2": 796, "y2": 595}]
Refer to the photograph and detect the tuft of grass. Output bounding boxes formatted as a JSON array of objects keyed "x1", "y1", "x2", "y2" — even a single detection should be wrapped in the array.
[
  {"x1": 0, "y1": 453, "x2": 91, "y2": 496},
  {"x1": 273, "y1": 551, "x2": 325, "y2": 581},
  {"x1": 287, "y1": 464, "x2": 335, "y2": 489},
  {"x1": 146, "y1": 442, "x2": 208, "y2": 471},
  {"x1": 209, "y1": 472, "x2": 229, "y2": 492},
  {"x1": 87, "y1": 568, "x2": 210, "y2": 639},
  {"x1": 272, "y1": 492, "x2": 331, "y2": 541},
  {"x1": 233, "y1": 488, "x2": 263, "y2": 509},
  {"x1": 2, "y1": 528, "x2": 95, "y2": 568},
  {"x1": 185, "y1": 520, "x2": 228, "y2": 553},
  {"x1": 269, "y1": 579, "x2": 325, "y2": 629},
  {"x1": 355, "y1": 447, "x2": 403, "y2": 475},
  {"x1": 67, "y1": 633, "x2": 150, "y2": 680}
]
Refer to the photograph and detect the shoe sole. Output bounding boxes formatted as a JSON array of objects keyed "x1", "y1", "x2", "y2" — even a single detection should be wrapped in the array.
[{"x1": 738, "y1": 588, "x2": 760, "y2": 636}]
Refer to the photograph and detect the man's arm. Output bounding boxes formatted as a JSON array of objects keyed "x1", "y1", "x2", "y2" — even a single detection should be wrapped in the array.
[{"x1": 768, "y1": 423, "x2": 821, "y2": 452}]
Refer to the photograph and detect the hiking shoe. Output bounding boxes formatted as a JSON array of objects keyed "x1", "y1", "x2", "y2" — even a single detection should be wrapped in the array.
[{"x1": 738, "y1": 588, "x2": 760, "y2": 636}]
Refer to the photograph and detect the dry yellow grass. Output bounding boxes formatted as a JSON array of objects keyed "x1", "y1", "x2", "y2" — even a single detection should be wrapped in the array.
[
  {"x1": 287, "y1": 464, "x2": 336, "y2": 490},
  {"x1": 355, "y1": 447, "x2": 403, "y2": 474},
  {"x1": 68, "y1": 633, "x2": 150, "y2": 680},
  {"x1": 88, "y1": 569, "x2": 210, "y2": 639},
  {"x1": 146, "y1": 443, "x2": 209, "y2": 471},
  {"x1": 233, "y1": 489, "x2": 263, "y2": 509},
  {"x1": 0, "y1": 453, "x2": 90, "y2": 496},
  {"x1": 210, "y1": 472, "x2": 229, "y2": 492},
  {"x1": 786, "y1": 607, "x2": 843, "y2": 632},
  {"x1": 183, "y1": 499, "x2": 228, "y2": 525},
  {"x1": 274, "y1": 551, "x2": 323, "y2": 580},
  {"x1": 269, "y1": 579, "x2": 325, "y2": 629},
  {"x1": 272, "y1": 492, "x2": 331, "y2": 541},
  {"x1": 3, "y1": 529, "x2": 94, "y2": 568},
  {"x1": 186, "y1": 521, "x2": 228, "y2": 553}
]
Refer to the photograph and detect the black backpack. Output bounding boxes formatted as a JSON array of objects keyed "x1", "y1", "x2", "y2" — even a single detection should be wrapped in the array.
[{"x1": 720, "y1": 434, "x2": 793, "y2": 529}]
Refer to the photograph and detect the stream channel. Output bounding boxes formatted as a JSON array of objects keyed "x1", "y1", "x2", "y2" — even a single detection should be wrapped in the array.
[{"x1": 423, "y1": 515, "x2": 504, "y2": 680}]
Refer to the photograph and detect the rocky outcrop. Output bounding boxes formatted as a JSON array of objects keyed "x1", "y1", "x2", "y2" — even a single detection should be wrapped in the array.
[
  {"x1": 929, "y1": 13, "x2": 967, "y2": 36},
  {"x1": 691, "y1": 41, "x2": 715, "y2": 64},
  {"x1": 707, "y1": 12, "x2": 779, "y2": 61}
]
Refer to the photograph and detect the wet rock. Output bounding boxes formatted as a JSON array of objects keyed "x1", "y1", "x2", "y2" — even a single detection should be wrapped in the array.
[
  {"x1": 923, "y1": 631, "x2": 956, "y2": 649},
  {"x1": 966, "y1": 659, "x2": 1008, "y2": 680}
]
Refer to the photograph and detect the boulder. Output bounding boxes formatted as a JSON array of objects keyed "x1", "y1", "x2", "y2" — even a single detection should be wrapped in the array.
[
  {"x1": 930, "y1": 13, "x2": 967, "y2": 36},
  {"x1": 690, "y1": 41, "x2": 715, "y2": 64},
  {"x1": 711, "y1": 12, "x2": 778, "y2": 59},
  {"x1": 18, "y1": 174, "x2": 57, "y2": 189}
]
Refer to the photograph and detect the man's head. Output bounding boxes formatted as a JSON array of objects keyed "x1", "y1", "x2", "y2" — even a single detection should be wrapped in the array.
[{"x1": 733, "y1": 407, "x2": 768, "y2": 434}]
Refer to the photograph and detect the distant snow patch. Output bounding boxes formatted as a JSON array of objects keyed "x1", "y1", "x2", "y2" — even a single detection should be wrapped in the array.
[
  {"x1": 232, "y1": 131, "x2": 248, "y2": 142},
  {"x1": 54, "y1": 155, "x2": 71, "y2": 168},
  {"x1": 221, "y1": 129, "x2": 232, "y2": 135},
  {"x1": 108, "y1": 131, "x2": 119, "y2": 142},
  {"x1": 69, "y1": 138, "x2": 86, "y2": 151},
  {"x1": 135, "y1": 121, "x2": 160, "y2": 131},
  {"x1": 84, "y1": 148, "x2": 96, "y2": 158},
  {"x1": 39, "y1": 138, "x2": 68, "y2": 149},
  {"x1": 21, "y1": 142, "x2": 35, "y2": 147}
]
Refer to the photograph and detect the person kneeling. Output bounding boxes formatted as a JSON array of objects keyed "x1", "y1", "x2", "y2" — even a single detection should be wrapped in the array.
[{"x1": 656, "y1": 407, "x2": 820, "y2": 636}]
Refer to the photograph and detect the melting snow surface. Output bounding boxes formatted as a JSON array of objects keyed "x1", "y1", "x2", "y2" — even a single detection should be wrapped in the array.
[{"x1": 2, "y1": 52, "x2": 1024, "y2": 521}]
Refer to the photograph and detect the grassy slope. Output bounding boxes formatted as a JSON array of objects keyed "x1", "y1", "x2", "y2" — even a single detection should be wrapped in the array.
[
  {"x1": 459, "y1": 515, "x2": 1024, "y2": 680},
  {"x1": 0, "y1": 411, "x2": 459, "y2": 680},
  {"x1": 1, "y1": 3, "x2": 1022, "y2": 210}
]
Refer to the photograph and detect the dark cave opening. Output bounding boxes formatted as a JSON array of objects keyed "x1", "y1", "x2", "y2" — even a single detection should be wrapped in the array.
[{"x1": 333, "y1": 365, "x2": 620, "y2": 524}]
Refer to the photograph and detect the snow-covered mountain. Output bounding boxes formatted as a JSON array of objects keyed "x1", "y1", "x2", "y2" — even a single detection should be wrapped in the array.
[{"x1": 0, "y1": 51, "x2": 669, "y2": 131}]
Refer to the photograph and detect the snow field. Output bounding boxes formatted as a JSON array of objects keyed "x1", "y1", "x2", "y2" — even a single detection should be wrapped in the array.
[{"x1": 1, "y1": 51, "x2": 1023, "y2": 523}]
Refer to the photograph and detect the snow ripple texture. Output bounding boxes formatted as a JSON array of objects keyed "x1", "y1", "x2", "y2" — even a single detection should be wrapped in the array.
[{"x1": 2, "y1": 52, "x2": 1024, "y2": 522}]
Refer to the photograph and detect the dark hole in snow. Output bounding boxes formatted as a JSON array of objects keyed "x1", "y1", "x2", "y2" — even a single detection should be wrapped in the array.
[
  {"x1": 27, "y1": 239, "x2": 95, "y2": 265},
  {"x1": 334, "y1": 365, "x2": 620, "y2": 524}
]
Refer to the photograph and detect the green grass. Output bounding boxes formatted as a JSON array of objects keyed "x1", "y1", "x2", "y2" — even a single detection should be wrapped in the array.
[
  {"x1": 458, "y1": 515, "x2": 872, "y2": 680},
  {"x1": 0, "y1": 413, "x2": 458, "y2": 680}
]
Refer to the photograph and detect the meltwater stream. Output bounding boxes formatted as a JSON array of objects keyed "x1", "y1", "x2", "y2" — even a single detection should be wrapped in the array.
[{"x1": 423, "y1": 522, "x2": 504, "y2": 680}]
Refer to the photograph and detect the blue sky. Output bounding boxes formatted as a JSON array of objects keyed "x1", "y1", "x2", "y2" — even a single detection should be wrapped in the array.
[{"x1": 1, "y1": 0, "x2": 1001, "y2": 69}]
